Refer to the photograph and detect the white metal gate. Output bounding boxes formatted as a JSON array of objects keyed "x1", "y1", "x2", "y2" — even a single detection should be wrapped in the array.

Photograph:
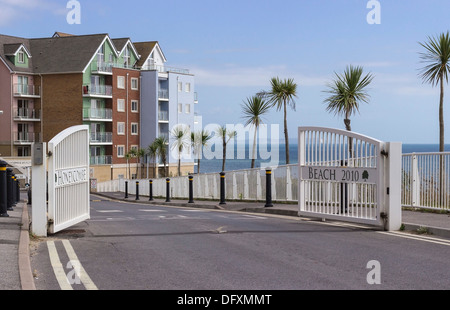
[
  {"x1": 298, "y1": 127, "x2": 400, "y2": 228},
  {"x1": 47, "y1": 125, "x2": 90, "y2": 234}
]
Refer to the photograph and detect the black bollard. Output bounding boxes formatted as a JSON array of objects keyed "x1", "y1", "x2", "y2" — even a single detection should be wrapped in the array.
[
  {"x1": 0, "y1": 161, "x2": 9, "y2": 217},
  {"x1": 135, "y1": 181, "x2": 140, "y2": 200},
  {"x1": 340, "y1": 160, "x2": 348, "y2": 214},
  {"x1": 6, "y1": 169, "x2": 14, "y2": 211},
  {"x1": 149, "y1": 180, "x2": 154, "y2": 201},
  {"x1": 219, "y1": 172, "x2": 226, "y2": 205},
  {"x1": 125, "y1": 181, "x2": 129, "y2": 199},
  {"x1": 12, "y1": 174, "x2": 17, "y2": 206},
  {"x1": 16, "y1": 179, "x2": 20, "y2": 203},
  {"x1": 265, "y1": 169, "x2": 273, "y2": 208},
  {"x1": 188, "y1": 175, "x2": 194, "y2": 204},
  {"x1": 27, "y1": 185, "x2": 31, "y2": 205},
  {"x1": 165, "y1": 178, "x2": 171, "y2": 202}
]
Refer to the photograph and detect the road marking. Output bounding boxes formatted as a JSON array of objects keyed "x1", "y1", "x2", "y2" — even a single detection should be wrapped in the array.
[
  {"x1": 139, "y1": 209, "x2": 167, "y2": 212},
  {"x1": 62, "y1": 240, "x2": 98, "y2": 290},
  {"x1": 379, "y1": 231, "x2": 450, "y2": 247},
  {"x1": 47, "y1": 241, "x2": 73, "y2": 290},
  {"x1": 97, "y1": 210, "x2": 123, "y2": 213}
]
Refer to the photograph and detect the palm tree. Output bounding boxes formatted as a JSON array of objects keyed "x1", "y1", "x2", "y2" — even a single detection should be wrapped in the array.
[
  {"x1": 323, "y1": 65, "x2": 374, "y2": 158},
  {"x1": 147, "y1": 142, "x2": 158, "y2": 178},
  {"x1": 266, "y1": 77, "x2": 298, "y2": 165},
  {"x1": 191, "y1": 129, "x2": 212, "y2": 174},
  {"x1": 217, "y1": 125, "x2": 237, "y2": 172},
  {"x1": 419, "y1": 31, "x2": 450, "y2": 205},
  {"x1": 125, "y1": 149, "x2": 135, "y2": 179},
  {"x1": 170, "y1": 125, "x2": 190, "y2": 177},
  {"x1": 241, "y1": 96, "x2": 272, "y2": 168},
  {"x1": 419, "y1": 31, "x2": 450, "y2": 153},
  {"x1": 136, "y1": 148, "x2": 146, "y2": 179},
  {"x1": 153, "y1": 136, "x2": 169, "y2": 177},
  {"x1": 323, "y1": 65, "x2": 374, "y2": 132}
]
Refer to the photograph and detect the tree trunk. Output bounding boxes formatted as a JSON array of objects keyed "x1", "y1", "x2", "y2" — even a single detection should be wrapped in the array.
[
  {"x1": 284, "y1": 101, "x2": 290, "y2": 165},
  {"x1": 222, "y1": 136, "x2": 226, "y2": 172},
  {"x1": 251, "y1": 126, "x2": 257, "y2": 169},
  {"x1": 344, "y1": 117, "x2": 353, "y2": 160},
  {"x1": 439, "y1": 75, "x2": 445, "y2": 206},
  {"x1": 178, "y1": 157, "x2": 181, "y2": 177},
  {"x1": 198, "y1": 159, "x2": 201, "y2": 174}
]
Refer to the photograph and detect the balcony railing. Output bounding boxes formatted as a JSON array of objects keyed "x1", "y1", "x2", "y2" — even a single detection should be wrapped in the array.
[
  {"x1": 82, "y1": 84, "x2": 113, "y2": 97},
  {"x1": 90, "y1": 132, "x2": 113, "y2": 144},
  {"x1": 158, "y1": 89, "x2": 169, "y2": 100},
  {"x1": 158, "y1": 111, "x2": 169, "y2": 122},
  {"x1": 194, "y1": 92, "x2": 198, "y2": 103},
  {"x1": 13, "y1": 132, "x2": 41, "y2": 144},
  {"x1": 13, "y1": 84, "x2": 40, "y2": 97},
  {"x1": 141, "y1": 64, "x2": 190, "y2": 75},
  {"x1": 90, "y1": 155, "x2": 113, "y2": 165},
  {"x1": 91, "y1": 62, "x2": 113, "y2": 74},
  {"x1": 14, "y1": 108, "x2": 41, "y2": 121},
  {"x1": 83, "y1": 108, "x2": 113, "y2": 121}
]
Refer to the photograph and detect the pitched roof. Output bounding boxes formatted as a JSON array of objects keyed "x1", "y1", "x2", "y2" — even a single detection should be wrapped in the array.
[
  {"x1": 134, "y1": 41, "x2": 165, "y2": 68},
  {"x1": 29, "y1": 34, "x2": 109, "y2": 73},
  {"x1": 53, "y1": 32, "x2": 75, "y2": 38},
  {"x1": 0, "y1": 34, "x2": 34, "y2": 72}
]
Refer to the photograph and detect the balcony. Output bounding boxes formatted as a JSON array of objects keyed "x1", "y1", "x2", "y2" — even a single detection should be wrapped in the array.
[
  {"x1": 13, "y1": 132, "x2": 41, "y2": 145},
  {"x1": 13, "y1": 84, "x2": 40, "y2": 98},
  {"x1": 141, "y1": 64, "x2": 190, "y2": 75},
  {"x1": 91, "y1": 62, "x2": 113, "y2": 75},
  {"x1": 90, "y1": 155, "x2": 113, "y2": 165},
  {"x1": 14, "y1": 109, "x2": 41, "y2": 121},
  {"x1": 158, "y1": 89, "x2": 169, "y2": 100},
  {"x1": 194, "y1": 92, "x2": 198, "y2": 103},
  {"x1": 158, "y1": 111, "x2": 169, "y2": 122},
  {"x1": 82, "y1": 84, "x2": 113, "y2": 98},
  {"x1": 83, "y1": 108, "x2": 113, "y2": 122},
  {"x1": 90, "y1": 132, "x2": 113, "y2": 145}
]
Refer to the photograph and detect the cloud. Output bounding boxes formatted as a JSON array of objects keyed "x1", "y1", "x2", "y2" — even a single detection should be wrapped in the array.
[{"x1": 189, "y1": 64, "x2": 328, "y2": 88}]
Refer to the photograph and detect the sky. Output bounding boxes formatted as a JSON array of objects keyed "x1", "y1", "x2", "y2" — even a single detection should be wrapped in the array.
[{"x1": 1, "y1": 0, "x2": 450, "y2": 144}]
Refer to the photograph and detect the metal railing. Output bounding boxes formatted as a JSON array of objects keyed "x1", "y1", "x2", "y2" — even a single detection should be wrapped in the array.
[
  {"x1": 13, "y1": 132, "x2": 41, "y2": 144},
  {"x1": 83, "y1": 108, "x2": 113, "y2": 121},
  {"x1": 14, "y1": 108, "x2": 41, "y2": 120},
  {"x1": 402, "y1": 152, "x2": 450, "y2": 210},
  {"x1": 141, "y1": 64, "x2": 190, "y2": 75},
  {"x1": 158, "y1": 111, "x2": 168, "y2": 122},
  {"x1": 13, "y1": 84, "x2": 40, "y2": 97},
  {"x1": 91, "y1": 62, "x2": 113, "y2": 73},
  {"x1": 82, "y1": 84, "x2": 113, "y2": 97},
  {"x1": 158, "y1": 89, "x2": 169, "y2": 99},
  {"x1": 90, "y1": 155, "x2": 113, "y2": 165},
  {"x1": 90, "y1": 132, "x2": 113, "y2": 144}
]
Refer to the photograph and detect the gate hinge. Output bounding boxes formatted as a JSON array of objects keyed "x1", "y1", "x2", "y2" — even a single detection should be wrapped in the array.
[
  {"x1": 386, "y1": 187, "x2": 390, "y2": 195},
  {"x1": 381, "y1": 150, "x2": 388, "y2": 157}
]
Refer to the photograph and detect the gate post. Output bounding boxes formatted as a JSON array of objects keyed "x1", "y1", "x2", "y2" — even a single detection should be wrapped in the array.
[
  {"x1": 0, "y1": 161, "x2": 9, "y2": 217},
  {"x1": 385, "y1": 142, "x2": 402, "y2": 231},
  {"x1": 149, "y1": 180, "x2": 154, "y2": 201},
  {"x1": 32, "y1": 142, "x2": 48, "y2": 237},
  {"x1": 188, "y1": 175, "x2": 194, "y2": 204},
  {"x1": 265, "y1": 169, "x2": 273, "y2": 208},
  {"x1": 166, "y1": 178, "x2": 171, "y2": 202}
]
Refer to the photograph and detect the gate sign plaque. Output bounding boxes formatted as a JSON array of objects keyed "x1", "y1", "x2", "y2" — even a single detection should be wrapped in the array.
[{"x1": 301, "y1": 166, "x2": 377, "y2": 184}]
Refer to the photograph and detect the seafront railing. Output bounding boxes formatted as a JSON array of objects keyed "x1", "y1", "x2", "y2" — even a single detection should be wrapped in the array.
[{"x1": 96, "y1": 153, "x2": 450, "y2": 211}]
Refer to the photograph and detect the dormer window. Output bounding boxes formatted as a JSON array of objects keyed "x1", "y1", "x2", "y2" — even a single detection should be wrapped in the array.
[
  {"x1": 18, "y1": 51, "x2": 25, "y2": 64},
  {"x1": 124, "y1": 46, "x2": 130, "y2": 68}
]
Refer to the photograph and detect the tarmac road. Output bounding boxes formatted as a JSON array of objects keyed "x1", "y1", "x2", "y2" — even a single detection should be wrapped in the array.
[{"x1": 29, "y1": 196, "x2": 450, "y2": 291}]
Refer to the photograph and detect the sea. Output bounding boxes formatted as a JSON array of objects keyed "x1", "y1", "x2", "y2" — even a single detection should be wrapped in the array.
[{"x1": 196, "y1": 143, "x2": 450, "y2": 174}]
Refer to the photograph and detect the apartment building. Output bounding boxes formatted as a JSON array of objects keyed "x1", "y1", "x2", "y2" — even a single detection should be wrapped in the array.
[{"x1": 0, "y1": 32, "x2": 198, "y2": 182}]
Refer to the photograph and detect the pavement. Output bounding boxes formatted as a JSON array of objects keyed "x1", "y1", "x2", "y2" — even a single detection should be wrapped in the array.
[{"x1": 1, "y1": 191, "x2": 450, "y2": 290}]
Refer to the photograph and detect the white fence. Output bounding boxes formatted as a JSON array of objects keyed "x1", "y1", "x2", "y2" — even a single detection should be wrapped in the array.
[
  {"x1": 97, "y1": 154, "x2": 450, "y2": 212},
  {"x1": 402, "y1": 152, "x2": 450, "y2": 210}
]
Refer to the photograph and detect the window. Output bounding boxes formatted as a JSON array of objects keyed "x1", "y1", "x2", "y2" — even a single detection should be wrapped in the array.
[
  {"x1": 131, "y1": 78, "x2": 139, "y2": 90},
  {"x1": 124, "y1": 46, "x2": 131, "y2": 68},
  {"x1": 117, "y1": 76, "x2": 125, "y2": 89},
  {"x1": 117, "y1": 146, "x2": 125, "y2": 158},
  {"x1": 178, "y1": 104, "x2": 183, "y2": 113},
  {"x1": 18, "y1": 51, "x2": 25, "y2": 64},
  {"x1": 117, "y1": 122, "x2": 125, "y2": 135},
  {"x1": 185, "y1": 104, "x2": 191, "y2": 114},
  {"x1": 131, "y1": 123, "x2": 138, "y2": 135},
  {"x1": 117, "y1": 99, "x2": 125, "y2": 112},
  {"x1": 185, "y1": 83, "x2": 191, "y2": 92},
  {"x1": 131, "y1": 100, "x2": 139, "y2": 112},
  {"x1": 178, "y1": 82, "x2": 182, "y2": 92}
]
